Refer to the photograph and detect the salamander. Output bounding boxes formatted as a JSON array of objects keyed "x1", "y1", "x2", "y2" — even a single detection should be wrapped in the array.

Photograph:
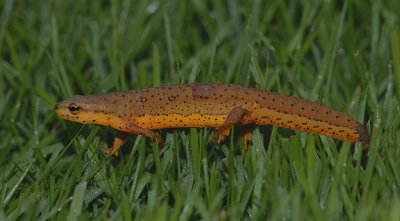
[{"x1": 55, "y1": 83, "x2": 370, "y2": 156}]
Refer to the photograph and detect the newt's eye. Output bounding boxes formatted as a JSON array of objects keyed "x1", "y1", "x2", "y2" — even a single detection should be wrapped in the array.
[{"x1": 68, "y1": 103, "x2": 82, "y2": 115}]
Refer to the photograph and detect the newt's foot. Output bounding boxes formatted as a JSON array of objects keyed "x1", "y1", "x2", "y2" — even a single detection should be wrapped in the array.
[
  {"x1": 100, "y1": 147, "x2": 119, "y2": 156},
  {"x1": 100, "y1": 132, "x2": 128, "y2": 157},
  {"x1": 209, "y1": 126, "x2": 232, "y2": 144},
  {"x1": 242, "y1": 132, "x2": 251, "y2": 151},
  {"x1": 242, "y1": 124, "x2": 253, "y2": 150},
  {"x1": 153, "y1": 135, "x2": 164, "y2": 147}
]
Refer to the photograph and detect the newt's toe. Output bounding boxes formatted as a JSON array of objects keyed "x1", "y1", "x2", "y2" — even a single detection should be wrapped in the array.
[
  {"x1": 242, "y1": 132, "x2": 252, "y2": 150},
  {"x1": 100, "y1": 148, "x2": 119, "y2": 157},
  {"x1": 209, "y1": 126, "x2": 231, "y2": 144}
]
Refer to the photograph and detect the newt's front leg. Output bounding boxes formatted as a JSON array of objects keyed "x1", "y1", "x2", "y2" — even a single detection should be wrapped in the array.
[
  {"x1": 101, "y1": 124, "x2": 164, "y2": 156},
  {"x1": 100, "y1": 132, "x2": 129, "y2": 156},
  {"x1": 209, "y1": 107, "x2": 253, "y2": 149}
]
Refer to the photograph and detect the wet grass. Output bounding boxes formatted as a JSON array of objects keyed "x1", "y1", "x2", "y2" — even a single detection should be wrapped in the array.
[{"x1": 0, "y1": 0, "x2": 399, "y2": 220}]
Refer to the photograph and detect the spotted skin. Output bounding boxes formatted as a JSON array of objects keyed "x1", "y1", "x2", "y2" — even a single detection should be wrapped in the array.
[{"x1": 55, "y1": 83, "x2": 370, "y2": 155}]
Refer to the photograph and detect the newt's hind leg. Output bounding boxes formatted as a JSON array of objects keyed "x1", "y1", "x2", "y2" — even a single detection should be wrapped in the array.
[
  {"x1": 209, "y1": 107, "x2": 252, "y2": 149},
  {"x1": 242, "y1": 124, "x2": 254, "y2": 150}
]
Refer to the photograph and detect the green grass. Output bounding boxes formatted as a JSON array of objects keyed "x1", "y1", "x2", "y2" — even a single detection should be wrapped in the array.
[{"x1": 1, "y1": 0, "x2": 399, "y2": 220}]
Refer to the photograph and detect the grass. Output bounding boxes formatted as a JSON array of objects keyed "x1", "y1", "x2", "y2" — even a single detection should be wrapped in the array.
[{"x1": 0, "y1": 0, "x2": 399, "y2": 220}]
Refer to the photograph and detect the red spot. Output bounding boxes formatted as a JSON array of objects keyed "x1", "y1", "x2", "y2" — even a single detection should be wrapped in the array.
[
  {"x1": 168, "y1": 96, "x2": 176, "y2": 101},
  {"x1": 140, "y1": 97, "x2": 147, "y2": 102}
]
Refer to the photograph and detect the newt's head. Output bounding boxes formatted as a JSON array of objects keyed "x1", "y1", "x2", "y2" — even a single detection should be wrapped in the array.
[
  {"x1": 55, "y1": 94, "x2": 126, "y2": 130},
  {"x1": 55, "y1": 95, "x2": 91, "y2": 122}
]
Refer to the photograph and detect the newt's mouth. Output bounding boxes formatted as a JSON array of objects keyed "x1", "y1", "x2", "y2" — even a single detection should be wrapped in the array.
[
  {"x1": 54, "y1": 101, "x2": 77, "y2": 120},
  {"x1": 54, "y1": 102, "x2": 71, "y2": 120}
]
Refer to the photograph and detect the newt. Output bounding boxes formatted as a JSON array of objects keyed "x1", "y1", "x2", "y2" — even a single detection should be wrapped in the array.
[{"x1": 55, "y1": 83, "x2": 370, "y2": 156}]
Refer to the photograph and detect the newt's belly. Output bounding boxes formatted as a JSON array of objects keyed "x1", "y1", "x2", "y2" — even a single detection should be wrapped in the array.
[{"x1": 134, "y1": 113, "x2": 228, "y2": 130}]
